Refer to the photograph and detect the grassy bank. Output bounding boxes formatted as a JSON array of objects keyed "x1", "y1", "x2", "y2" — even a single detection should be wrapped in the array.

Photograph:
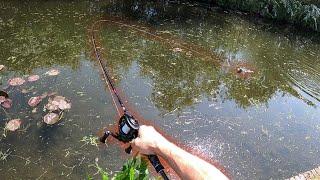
[{"x1": 209, "y1": 0, "x2": 320, "y2": 32}]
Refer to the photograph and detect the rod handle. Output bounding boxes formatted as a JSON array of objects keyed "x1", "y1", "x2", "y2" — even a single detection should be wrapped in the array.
[{"x1": 147, "y1": 155, "x2": 169, "y2": 180}]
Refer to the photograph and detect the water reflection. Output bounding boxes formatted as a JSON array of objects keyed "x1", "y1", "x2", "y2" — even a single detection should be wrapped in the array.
[
  {"x1": 102, "y1": 0, "x2": 320, "y2": 110},
  {"x1": 98, "y1": 1, "x2": 320, "y2": 179},
  {"x1": 0, "y1": 0, "x2": 320, "y2": 179}
]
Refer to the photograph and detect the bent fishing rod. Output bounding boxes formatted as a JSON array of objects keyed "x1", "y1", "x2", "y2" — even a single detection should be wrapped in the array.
[{"x1": 91, "y1": 21, "x2": 169, "y2": 180}]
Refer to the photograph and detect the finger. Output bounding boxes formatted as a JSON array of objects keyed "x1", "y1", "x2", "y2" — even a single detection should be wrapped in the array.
[{"x1": 131, "y1": 138, "x2": 141, "y2": 147}]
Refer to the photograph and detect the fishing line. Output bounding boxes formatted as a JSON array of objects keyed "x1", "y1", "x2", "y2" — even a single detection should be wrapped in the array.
[
  {"x1": 91, "y1": 21, "x2": 126, "y2": 117},
  {"x1": 90, "y1": 19, "x2": 173, "y2": 180},
  {"x1": 91, "y1": 19, "x2": 217, "y2": 63}
]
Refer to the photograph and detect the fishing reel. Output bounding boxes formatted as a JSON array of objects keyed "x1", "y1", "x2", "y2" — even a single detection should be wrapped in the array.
[
  {"x1": 100, "y1": 113, "x2": 169, "y2": 180},
  {"x1": 100, "y1": 113, "x2": 139, "y2": 147}
]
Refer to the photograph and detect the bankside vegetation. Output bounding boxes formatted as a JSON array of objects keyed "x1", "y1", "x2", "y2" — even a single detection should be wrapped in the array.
[
  {"x1": 211, "y1": 0, "x2": 320, "y2": 32},
  {"x1": 88, "y1": 156, "x2": 152, "y2": 180}
]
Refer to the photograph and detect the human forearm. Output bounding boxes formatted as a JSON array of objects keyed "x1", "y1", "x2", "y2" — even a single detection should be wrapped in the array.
[
  {"x1": 155, "y1": 138, "x2": 229, "y2": 180},
  {"x1": 132, "y1": 125, "x2": 229, "y2": 180}
]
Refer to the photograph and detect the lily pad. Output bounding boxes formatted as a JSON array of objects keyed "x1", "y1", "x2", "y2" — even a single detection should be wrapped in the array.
[
  {"x1": 43, "y1": 113, "x2": 60, "y2": 125},
  {"x1": 58, "y1": 100, "x2": 71, "y2": 110},
  {"x1": 45, "y1": 96, "x2": 71, "y2": 111},
  {"x1": 45, "y1": 69, "x2": 60, "y2": 76},
  {"x1": 8, "y1": 77, "x2": 25, "y2": 86},
  {"x1": 53, "y1": 96, "x2": 66, "y2": 101},
  {"x1": 0, "y1": 65, "x2": 4, "y2": 71},
  {"x1": 0, "y1": 96, "x2": 5, "y2": 103},
  {"x1": 1, "y1": 98, "x2": 12, "y2": 109},
  {"x1": 45, "y1": 102, "x2": 59, "y2": 111},
  {"x1": 27, "y1": 75, "x2": 40, "y2": 82},
  {"x1": 28, "y1": 96, "x2": 43, "y2": 107},
  {"x1": 5, "y1": 119, "x2": 22, "y2": 131}
]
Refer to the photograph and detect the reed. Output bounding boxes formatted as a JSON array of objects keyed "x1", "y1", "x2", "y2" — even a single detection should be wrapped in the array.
[{"x1": 213, "y1": 0, "x2": 320, "y2": 31}]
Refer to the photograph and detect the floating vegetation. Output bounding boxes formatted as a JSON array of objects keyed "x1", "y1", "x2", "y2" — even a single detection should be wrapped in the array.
[
  {"x1": 5, "y1": 119, "x2": 22, "y2": 132},
  {"x1": 45, "y1": 96, "x2": 72, "y2": 111},
  {"x1": 43, "y1": 112, "x2": 62, "y2": 125},
  {"x1": 0, "y1": 65, "x2": 4, "y2": 71},
  {"x1": 28, "y1": 96, "x2": 43, "y2": 107},
  {"x1": 1, "y1": 97, "x2": 12, "y2": 109},
  {"x1": 45, "y1": 69, "x2": 60, "y2": 76},
  {"x1": 80, "y1": 135, "x2": 98, "y2": 148},
  {"x1": 8, "y1": 77, "x2": 25, "y2": 86},
  {"x1": 42, "y1": 95, "x2": 71, "y2": 125},
  {"x1": 27, "y1": 75, "x2": 40, "y2": 82},
  {"x1": 0, "y1": 149, "x2": 12, "y2": 161}
]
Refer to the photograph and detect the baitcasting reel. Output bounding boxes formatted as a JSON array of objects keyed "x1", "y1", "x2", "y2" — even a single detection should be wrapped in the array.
[
  {"x1": 99, "y1": 113, "x2": 139, "y2": 153},
  {"x1": 99, "y1": 113, "x2": 169, "y2": 180}
]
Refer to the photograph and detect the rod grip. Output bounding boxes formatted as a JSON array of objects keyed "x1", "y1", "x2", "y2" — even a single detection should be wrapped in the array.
[
  {"x1": 147, "y1": 155, "x2": 164, "y2": 173},
  {"x1": 148, "y1": 155, "x2": 169, "y2": 180}
]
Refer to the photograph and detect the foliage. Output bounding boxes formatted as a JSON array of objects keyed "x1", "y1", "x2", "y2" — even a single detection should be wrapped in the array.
[
  {"x1": 214, "y1": 0, "x2": 320, "y2": 32},
  {"x1": 113, "y1": 156, "x2": 150, "y2": 180},
  {"x1": 88, "y1": 156, "x2": 151, "y2": 180}
]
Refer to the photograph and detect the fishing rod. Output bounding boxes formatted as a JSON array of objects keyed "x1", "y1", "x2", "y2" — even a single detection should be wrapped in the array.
[{"x1": 91, "y1": 21, "x2": 169, "y2": 180}]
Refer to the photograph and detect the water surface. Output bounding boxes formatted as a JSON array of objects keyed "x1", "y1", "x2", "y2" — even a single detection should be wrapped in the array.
[{"x1": 0, "y1": 0, "x2": 320, "y2": 179}]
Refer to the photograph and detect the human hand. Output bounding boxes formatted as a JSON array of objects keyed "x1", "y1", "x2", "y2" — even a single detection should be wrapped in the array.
[{"x1": 131, "y1": 125, "x2": 167, "y2": 155}]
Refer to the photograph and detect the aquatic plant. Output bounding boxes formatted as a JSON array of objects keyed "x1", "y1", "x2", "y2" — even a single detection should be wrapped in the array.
[
  {"x1": 88, "y1": 156, "x2": 151, "y2": 180},
  {"x1": 213, "y1": 0, "x2": 320, "y2": 32},
  {"x1": 0, "y1": 149, "x2": 11, "y2": 161},
  {"x1": 81, "y1": 135, "x2": 99, "y2": 148}
]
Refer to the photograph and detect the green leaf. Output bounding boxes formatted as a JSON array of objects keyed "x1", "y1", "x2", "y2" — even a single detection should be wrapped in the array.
[
  {"x1": 129, "y1": 167, "x2": 135, "y2": 180},
  {"x1": 102, "y1": 173, "x2": 109, "y2": 180}
]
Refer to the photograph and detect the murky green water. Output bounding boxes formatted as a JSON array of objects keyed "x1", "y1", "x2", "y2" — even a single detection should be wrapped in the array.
[{"x1": 1, "y1": 0, "x2": 320, "y2": 179}]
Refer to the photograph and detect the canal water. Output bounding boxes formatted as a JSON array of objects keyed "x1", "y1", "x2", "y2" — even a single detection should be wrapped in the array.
[{"x1": 0, "y1": 0, "x2": 319, "y2": 179}]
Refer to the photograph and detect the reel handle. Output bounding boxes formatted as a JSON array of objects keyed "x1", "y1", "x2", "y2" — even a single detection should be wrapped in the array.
[{"x1": 100, "y1": 131, "x2": 111, "y2": 143}]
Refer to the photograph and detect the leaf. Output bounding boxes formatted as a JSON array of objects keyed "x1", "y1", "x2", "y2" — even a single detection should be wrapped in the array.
[
  {"x1": 1, "y1": 98, "x2": 12, "y2": 109},
  {"x1": 129, "y1": 167, "x2": 135, "y2": 180},
  {"x1": 45, "y1": 69, "x2": 60, "y2": 76},
  {"x1": 8, "y1": 77, "x2": 25, "y2": 86},
  {"x1": 27, "y1": 75, "x2": 40, "y2": 82},
  {"x1": 28, "y1": 96, "x2": 43, "y2": 107},
  {"x1": 45, "y1": 96, "x2": 71, "y2": 111},
  {"x1": 87, "y1": 174, "x2": 93, "y2": 180},
  {"x1": 5, "y1": 119, "x2": 22, "y2": 131},
  {"x1": 43, "y1": 112, "x2": 60, "y2": 125},
  {"x1": 101, "y1": 173, "x2": 109, "y2": 180},
  {"x1": 0, "y1": 96, "x2": 6, "y2": 103}
]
